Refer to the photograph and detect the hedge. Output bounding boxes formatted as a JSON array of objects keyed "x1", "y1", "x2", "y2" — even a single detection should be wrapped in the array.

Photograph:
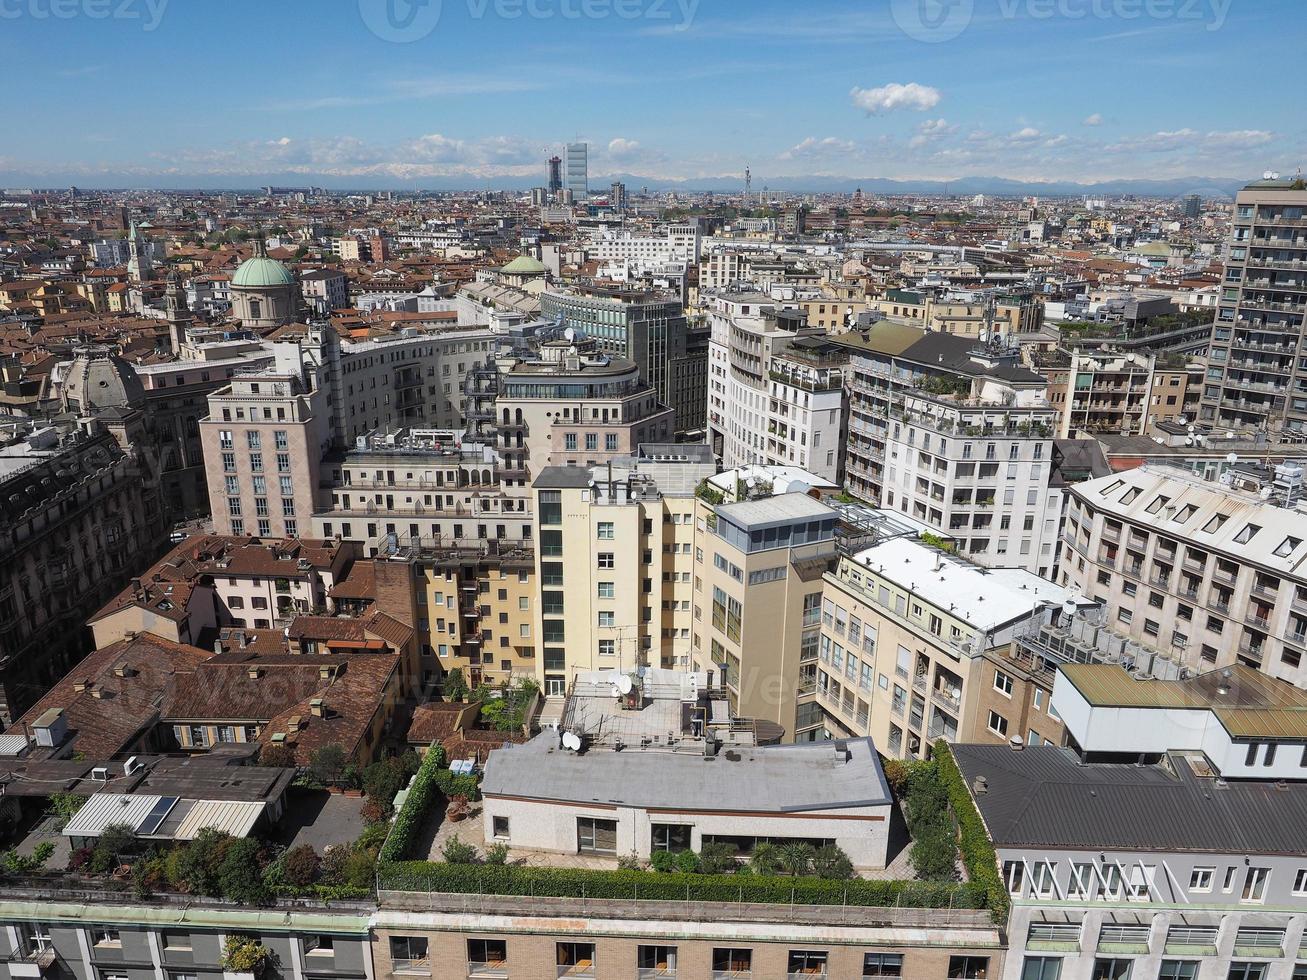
[
  {"x1": 932, "y1": 740, "x2": 1009, "y2": 923},
  {"x1": 378, "y1": 744, "x2": 478, "y2": 864},
  {"x1": 376, "y1": 861, "x2": 987, "y2": 909}
]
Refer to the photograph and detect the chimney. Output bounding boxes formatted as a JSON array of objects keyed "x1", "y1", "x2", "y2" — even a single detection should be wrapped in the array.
[
  {"x1": 318, "y1": 664, "x2": 334, "y2": 681},
  {"x1": 247, "y1": 666, "x2": 262, "y2": 679},
  {"x1": 131, "y1": 577, "x2": 143, "y2": 597},
  {"x1": 973, "y1": 775, "x2": 989, "y2": 795},
  {"x1": 310, "y1": 698, "x2": 326, "y2": 718},
  {"x1": 73, "y1": 680, "x2": 90, "y2": 693}
]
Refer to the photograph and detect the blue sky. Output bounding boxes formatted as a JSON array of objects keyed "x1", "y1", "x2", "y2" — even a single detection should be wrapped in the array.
[{"x1": 2, "y1": 0, "x2": 1303, "y2": 185}]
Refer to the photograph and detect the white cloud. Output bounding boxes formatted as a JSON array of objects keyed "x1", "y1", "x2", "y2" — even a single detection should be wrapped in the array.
[
  {"x1": 606, "y1": 138, "x2": 643, "y2": 161},
  {"x1": 849, "y1": 82, "x2": 941, "y2": 115},
  {"x1": 780, "y1": 136, "x2": 857, "y2": 160},
  {"x1": 1083, "y1": 113, "x2": 1103, "y2": 127},
  {"x1": 1010, "y1": 127, "x2": 1042, "y2": 141},
  {"x1": 1106, "y1": 128, "x2": 1274, "y2": 153},
  {"x1": 909, "y1": 118, "x2": 956, "y2": 148}
]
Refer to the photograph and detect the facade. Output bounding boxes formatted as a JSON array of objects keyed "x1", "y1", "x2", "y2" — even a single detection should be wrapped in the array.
[
  {"x1": 1046, "y1": 351, "x2": 1156, "y2": 438},
  {"x1": 1203, "y1": 178, "x2": 1307, "y2": 434},
  {"x1": 539, "y1": 287, "x2": 704, "y2": 434},
  {"x1": 882, "y1": 389, "x2": 1060, "y2": 574},
  {"x1": 532, "y1": 447, "x2": 715, "y2": 695},
  {"x1": 0, "y1": 426, "x2": 164, "y2": 725},
  {"x1": 869, "y1": 287, "x2": 1045, "y2": 338},
  {"x1": 565, "y1": 142, "x2": 588, "y2": 199},
  {"x1": 816, "y1": 537, "x2": 1087, "y2": 759},
  {"x1": 300, "y1": 267, "x2": 350, "y2": 312},
  {"x1": 1060, "y1": 464, "x2": 1307, "y2": 686}
]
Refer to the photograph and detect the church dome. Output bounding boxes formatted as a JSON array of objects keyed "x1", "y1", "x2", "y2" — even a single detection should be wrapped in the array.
[
  {"x1": 61, "y1": 346, "x2": 145, "y2": 414},
  {"x1": 501, "y1": 255, "x2": 547, "y2": 276},
  {"x1": 232, "y1": 256, "x2": 296, "y2": 289}
]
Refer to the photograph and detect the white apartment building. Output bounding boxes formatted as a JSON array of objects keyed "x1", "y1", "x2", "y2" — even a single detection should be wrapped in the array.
[
  {"x1": 1060, "y1": 464, "x2": 1307, "y2": 688},
  {"x1": 706, "y1": 293, "x2": 830, "y2": 470},
  {"x1": 764, "y1": 336, "x2": 847, "y2": 483},
  {"x1": 882, "y1": 389, "x2": 1061, "y2": 575},
  {"x1": 584, "y1": 223, "x2": 702, "y2": 268}
]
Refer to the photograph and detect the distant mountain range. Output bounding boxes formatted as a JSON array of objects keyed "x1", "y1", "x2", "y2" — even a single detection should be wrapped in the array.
[{"x1": 0, "y1": 169, "x2": 1251, "y2": 200}]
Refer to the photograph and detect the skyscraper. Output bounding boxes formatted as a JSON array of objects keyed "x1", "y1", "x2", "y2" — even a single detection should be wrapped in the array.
[
  {"x1": 1184, "y1": 193, "x2": 1201, "y2": 218},
  {"x1": 565, "y1": 142, "x2": 588, "y2": 199},
  {"x1": 609, "y1": 181, "x2": 627, "y2": 211},
  {"x1": 547, "y1": 155, "x2": 562, "y2": 196}
]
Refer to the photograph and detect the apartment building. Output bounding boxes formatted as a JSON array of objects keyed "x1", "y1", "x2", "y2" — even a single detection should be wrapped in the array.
[
  {"x1": 0, "y1": 425, "x2": 164, "y2": 724},
  {"x1": 311, "y1": 429, "x2": 532, "y2": 555},
  {"x1": 883, "y1": 389, "x2": 1060, "y2": 574},
  {"x1": 495, "y1": 337, "x2": 675, "y2": 480},
  {"x1": 201, "y1": 326, "x2": 496, "y2": 535},
  {"x1": 540, "y1": 286, "x2": 704, "y2": 433},
  {"x1": 957, "y1": 661, "x2": 1307, "y2": 980},
  {"x1": 816, "y1": 537, "x2": 1086, "y2": 759},
  {"x1": 533, "y1": 446, "x2": 716, "y2": 695},
  {"x1": 832, "y1": 322, "x2": 1052, "y2": 506},
  {"x1": 1039, "y1": 351, "x2": 1156, "y2": 438},
  {"x1": 869, "y1": 287, "x2": 1045, "y2": 338},
  {"x1": 1203, "y1": 178, "x2": 1307, "y2": 434},
  {"x1": 1060, "y1": 464, "x2": 1307, "y2": 686},
  {"x1": 706, "y1": 293, "x2": 828, "y2": 469},
  {"x1": 764, "y1": 336, "x2": 848, "y2": 483}
]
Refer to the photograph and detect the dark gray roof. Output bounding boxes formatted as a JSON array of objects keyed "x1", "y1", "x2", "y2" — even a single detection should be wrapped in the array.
[
  {"x1": 953, "y1": 744, "x2": 1307, "y2": 856},
  {"x1": 483, "y1": 735, "x2": 891, "y2": 813},
  {"x1": 533, "y1": 466, "x2": 597, "y2": 489}
]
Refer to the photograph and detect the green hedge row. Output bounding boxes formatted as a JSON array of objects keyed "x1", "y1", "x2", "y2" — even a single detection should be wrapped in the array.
[
  {"x1": 932, "y1": 740, "x2": 1009, "y2": 923},
  {"x1": 376, "y1": 860, "x2": 987, "y2": 909},
  {"x1": 378, "y1": 744, "x2": 478, "y2": 864}
]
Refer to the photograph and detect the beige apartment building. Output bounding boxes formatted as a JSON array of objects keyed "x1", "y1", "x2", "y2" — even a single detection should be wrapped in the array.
[
  {"x1": 815, "y1": 537, "x2": 1086, "y2": 758},
  {"x1": 869, "y1": 287, "x2": 1045, "y2": 338},
  {"x1": 1060, "y1": 463, "x2": 1307, "y2": 686},
  {"x1": 531, "y1": 446, "x2": 715, "y2": 696}
]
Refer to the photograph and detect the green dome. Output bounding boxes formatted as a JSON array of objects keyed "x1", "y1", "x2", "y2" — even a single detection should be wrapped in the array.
[
  {"x1": 501, "y1": 255, "x2": 547, "y2": 276},
  {"x1": 232, "y1": 256, "x2": 296, "y2": 288}
]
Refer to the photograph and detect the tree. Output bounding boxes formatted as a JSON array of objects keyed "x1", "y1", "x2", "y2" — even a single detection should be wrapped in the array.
[
  {"x1": 219, "y1": 838, "x2": 270, "y2": 905},
  {"x1": 90, "y1": 823, "x2": 135, "y2": 874},
  {"x1": 776, "y1": 841, "x2": 815, "y2": 877},
  {"x1": 698, "y1": 841, "x2": 738, "y2": 875},
  {"x1": 282, "y1": 844, "x2": 320, "y2": 887},
  {"x1": 910, "y1": 826, "x2": 959, "y2": 881},
  {"x1": 176, "y1": 828, "x2": 234, "y2": 897},
  {"x1": 441, "y1": 835, "x2": 478, "y2": 864},
  {"x1": 811, "y1": 845, "x2": 855, "y2": 880},
  {"x1": 259, "y1": 743, "x2": 297, "y2": 768},
  {"x1": 309, "y1": 743, "x2": 347, "y2": 786},
  {"x1": 443, "y1": 667, "x2": 468, "y2": 703},
  {"x1": 361, "y1": 758, "x2": 406, "y2": 814},
  {"x1": 222, "y1": 935, "x2": 272, "y2": 974},
  {"x1": 749, "y1": 842, "x2": 782, "y2": 876}
]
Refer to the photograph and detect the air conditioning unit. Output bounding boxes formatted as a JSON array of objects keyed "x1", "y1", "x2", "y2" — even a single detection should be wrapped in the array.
[
  {"x1": 123, "y1": 756, "x2": 142, "y2": 776},
  {"x1": 91, "y1": 767, "x2": 108, "y2": 781}
]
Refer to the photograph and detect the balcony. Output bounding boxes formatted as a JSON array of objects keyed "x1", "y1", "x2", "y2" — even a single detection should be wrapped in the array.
[
  {"x1": 638, "y1": 970, "x2": 676, "y2": 980},
  {"x1": 7, "y1": 949, "x2": 56, "y2": 978},
  {"x1": 468, "y1": 962, "x2": 509, "y2": 979}
]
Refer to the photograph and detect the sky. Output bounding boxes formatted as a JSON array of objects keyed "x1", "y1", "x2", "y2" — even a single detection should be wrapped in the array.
[{"x1": 1, "y1": 0, "x2": 1303, "y2": 188}]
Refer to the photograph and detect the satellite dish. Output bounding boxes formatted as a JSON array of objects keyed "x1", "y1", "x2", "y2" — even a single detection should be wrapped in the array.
[
  {"x1": 562, "y1": 731, "x2": 582, "y2": 751},
  {"x1": 617, "y1": 674, "x2": 634, "y2": 695},
  {"x1": 563, "y1": 326, "x2": 576, "y2": 342}
]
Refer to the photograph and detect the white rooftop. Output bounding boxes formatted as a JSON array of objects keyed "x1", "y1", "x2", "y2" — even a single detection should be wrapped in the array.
[
  {"x1": 851, "y1": 537, "x2": 1082, "y2": 633},
  {"x1": 707, "y1": 464, "x2": 837, "y2": 498}
]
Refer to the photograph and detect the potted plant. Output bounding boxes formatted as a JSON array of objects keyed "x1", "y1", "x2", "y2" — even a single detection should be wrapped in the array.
[
  {"x1": 222, "y1": 935, "x2": 272, "y2": 980},
  {"x1": 446, "y1": 794, "x2": 469, "y2": 822}
]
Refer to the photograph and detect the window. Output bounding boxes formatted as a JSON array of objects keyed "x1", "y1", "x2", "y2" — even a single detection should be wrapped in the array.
[
  {"x1": 597, "y1": 522, "x2": 615, "y2": 540},
  {"x1": 638, "y1": 946, "x2": 677, "y2": 975},
  {"x1": 389, "y1": 936, "x2": 429, "y2": 970},
  {"x1": 948, "y1": 956, "x2": 990, "y2": 979},
  {"x1": 712, "y1": 949, "x2": 751, "y2": 976},
  {"x1": 21, "y1": 925, "x2": 52, "y2": 954},
  {"x1": 1227, "y1": 966, "x2": 1267, "y2": 980},
  {"x1": 1190, "y1": 867, "x2": 1214, "y2": 892},
  {"x1": 91, "y1": 928, "x2": 121, "y2": 946},
  {"x1": 1293, "y1": 868, "x2": 1307, "y2": 895},
  {"x1": 787, "y1": 950, "x2": 828, "y2": 976},
  {"x1": 467, "y1": 939, "x2": 507, "y2": 971},
  {"x1": 1030, "y1": 861, "x2": 1057, "y2": 899},
  {"x1": 1091, "y1": 961, "x2": 1131, "y2": 980},
  {"x1": 162, "y1": 930, "x2": 192, "y2": 951},
  {"x1": 305, "y1": 936, "x2": 334, "y2": 955},
  {"x1": 492, "y1": 815, "x2": 510, "y2": 839},
  {"x1": 1003, "y1": 860, "x2": 1026, "y2": 895},
  {"x1": 597, "y1": 553, "x2": 615, "y2": 569},
  {"x1": 994, "y1": 670, "x2": 1014, "y2": 696},
  {"x1": 1241, "y1": 866, "x2": 1270, "y2": 903},
  {"x1": 1158, "y1": 963, "x2": 1199, "y2": 980},
  {"x1": 1021, "y1": 959, "x2": 1062, "y2": 980},
  {"x1": 987, "y1": 711, "x2": 1009, "y2": 738},
  {"x1": 651, "y1": 823, "x2": 692, "y2": 853},
  {"x1": 597, "y1": 581, "x2": 615, "y2": 599},
  {"x1": 597, "y1": 611, "x2": 615, "y2": 628},
  {"x1": 863, "y1": 954, "x2": 904, "y2": 977},
  {"x1": 577, "y1": 817, "x2": 618, "y2": 855},
  {"x1": 556, "y1": 942, "x2": 595, "y2": 976}
]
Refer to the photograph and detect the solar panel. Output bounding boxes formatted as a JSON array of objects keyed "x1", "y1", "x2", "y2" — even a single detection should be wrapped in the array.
[{"x1": 135, "y1": 796, "x2": 178, "y2": 836}]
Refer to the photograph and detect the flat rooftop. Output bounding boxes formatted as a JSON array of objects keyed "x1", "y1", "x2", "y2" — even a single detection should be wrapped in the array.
[
  {"x1": 850, "y1": 538, "x2": 1081, "y2": 632},
  {"x1": 718, "y1": 491, "x2": 835, "y2": 529},
  {"x1": 954, "y1": 744, "x2": 1307, "y2": 856},
  {"x1": 481, "y1": 736, "x2": 891, "y2": 814}
]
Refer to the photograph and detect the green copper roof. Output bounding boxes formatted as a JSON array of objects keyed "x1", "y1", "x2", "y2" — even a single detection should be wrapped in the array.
[
  {"x1": 232, "y1": 256, "x2": 296, "y2": 288},
  {"x1": 501, "y1": 255, "x2": 547, "y2": 276}
]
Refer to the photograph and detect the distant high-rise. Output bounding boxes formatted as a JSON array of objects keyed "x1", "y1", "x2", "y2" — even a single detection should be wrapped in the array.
[
  {"x1": 547, "y1": 155, "x2": 562, "y2": 196},
  {"x1": 565, "y1": 142, "x2": 588, "y2": 199},
  {"x1": 1184, "y1": 193, "x2": 1201, "y2": 219},
  {"x1": 609, "y1": 181, "x2": 627, "y2": 211}
]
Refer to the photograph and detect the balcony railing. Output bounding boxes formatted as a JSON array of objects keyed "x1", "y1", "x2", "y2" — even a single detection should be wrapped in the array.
[{"x1": 468, "y1": 962, "x2": 509, "y2": 979}]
